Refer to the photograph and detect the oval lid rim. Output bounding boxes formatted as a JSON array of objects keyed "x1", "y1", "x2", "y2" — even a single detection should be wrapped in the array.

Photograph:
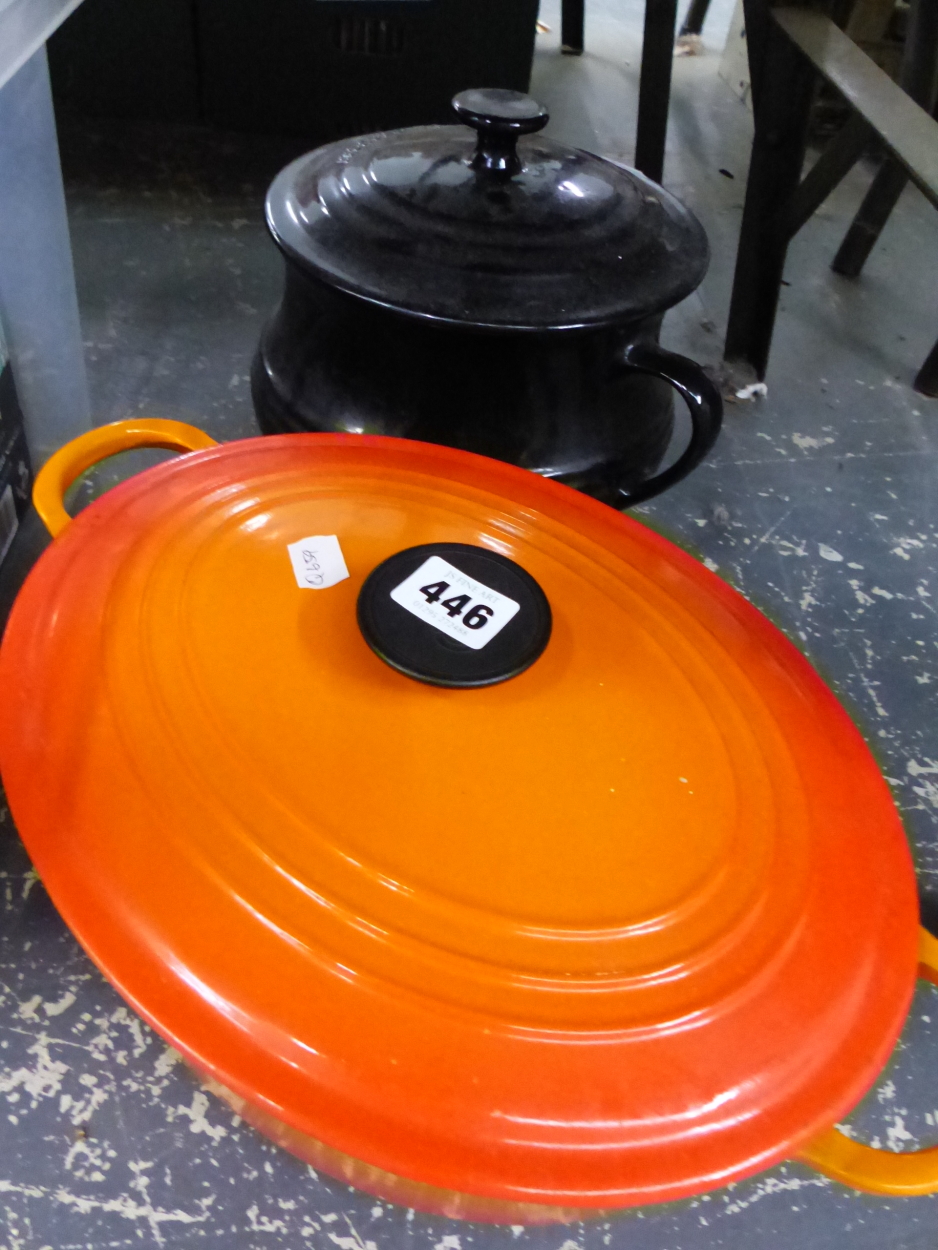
[{"x1": 0, "y1": 433, "x2": 919, "y2": 1208}]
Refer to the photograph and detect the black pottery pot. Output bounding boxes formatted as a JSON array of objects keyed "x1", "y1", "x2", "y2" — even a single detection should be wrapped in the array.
[{"x1": 252, "y1": 88, "x2": 722, "y2": 506}]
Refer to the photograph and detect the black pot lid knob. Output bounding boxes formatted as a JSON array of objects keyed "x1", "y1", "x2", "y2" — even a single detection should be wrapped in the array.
[
  {"x1": 452, "y1": 88, "x2": 549, "y2": 177},
  {"x1": 357, "y1": 543, "x2": 552, "y2": 688}
]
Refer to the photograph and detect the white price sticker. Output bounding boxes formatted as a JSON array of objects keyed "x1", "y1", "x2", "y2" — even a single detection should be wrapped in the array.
[
  {"x1": 288, "y1": 535, "x2": 349, "y2": 589},
  {"x1": 390, "y1": 555, "x2": 520, "y2": 650}
]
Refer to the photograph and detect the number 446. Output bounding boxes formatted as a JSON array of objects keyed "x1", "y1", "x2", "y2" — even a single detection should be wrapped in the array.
[{"x1": 419, "y1": 581, "x2": 494, "y2": 630}]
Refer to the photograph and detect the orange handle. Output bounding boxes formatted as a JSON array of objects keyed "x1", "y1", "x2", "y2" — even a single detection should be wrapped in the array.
[
  {"x1": 33, "y1": 418, "x2": 218, "y2": 538},
  {"x1": 797, "y1": 927, "x2": 938, "y2": 1195}
]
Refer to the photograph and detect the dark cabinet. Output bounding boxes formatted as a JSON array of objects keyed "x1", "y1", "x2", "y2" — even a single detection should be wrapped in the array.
[
  {"x1": 48, "y1": 0, "x2": 539, "y2": 144},
  {"x1": 48, "y1": 0, "x2": 202, "y2": 125}
]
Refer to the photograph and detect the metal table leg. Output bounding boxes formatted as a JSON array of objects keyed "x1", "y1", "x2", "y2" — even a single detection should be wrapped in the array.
[
  {"x1": 561, "y1": 0, "x2": 585, "y2": 55},
  {"x1": 635, "y1": 0, "x2": 680, "y2": 183},
  {"x1": 0, "y1": 47, "x2": 90, "y2": 465},
  {"x1": 679, "y1": 0, "x2": 712, "y2": 39}
]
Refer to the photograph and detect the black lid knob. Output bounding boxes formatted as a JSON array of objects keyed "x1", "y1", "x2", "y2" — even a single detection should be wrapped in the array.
[
  {"x1": 452, "y1": 88, "x2": 549, "y2": 177},
  {"x1": 357, "y1": 543, "x2": 552, "y2": 688}
]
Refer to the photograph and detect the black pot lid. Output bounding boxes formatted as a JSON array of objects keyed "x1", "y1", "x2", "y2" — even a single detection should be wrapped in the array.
[{"x1": 265, "y1": 88, "x2": 710, "y2": 332}]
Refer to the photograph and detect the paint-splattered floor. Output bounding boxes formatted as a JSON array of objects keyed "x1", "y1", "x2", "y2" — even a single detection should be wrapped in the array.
[{"x1": 2, "y1": 0, "x2": 938, "y2": 1245}]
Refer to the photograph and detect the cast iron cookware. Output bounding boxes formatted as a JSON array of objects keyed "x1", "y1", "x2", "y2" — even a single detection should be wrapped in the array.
[
  {"x1": 2, "y1": 419, "x2": 938, "y2": 1224},
  {"x1": 252, "y1": 88, "x2": 722, "y2": 507}
]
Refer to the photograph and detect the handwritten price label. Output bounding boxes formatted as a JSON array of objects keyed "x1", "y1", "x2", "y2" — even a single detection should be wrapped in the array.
[
  {"x1": 287, "y1": 535, "x2": 349, "y2": 589},
  {"x1": 390, "y1": 554, "x2": 520, "y2": 650}
]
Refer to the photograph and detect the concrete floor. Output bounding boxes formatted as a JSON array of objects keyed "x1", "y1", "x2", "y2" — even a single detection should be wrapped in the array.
[{"x1": 2, "y1": 1, "x2": 938, "y2": 1246}]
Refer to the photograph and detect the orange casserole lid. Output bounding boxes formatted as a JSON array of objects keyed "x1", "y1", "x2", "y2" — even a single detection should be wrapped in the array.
[{"x1": 0, "y1": 431, "x2": 919, "y2": 1208}]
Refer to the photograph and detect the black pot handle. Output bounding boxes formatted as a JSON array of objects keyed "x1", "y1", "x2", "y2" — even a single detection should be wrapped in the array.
[{"x1": 611, "y1": 341, "x2": 723, "y2": 506}]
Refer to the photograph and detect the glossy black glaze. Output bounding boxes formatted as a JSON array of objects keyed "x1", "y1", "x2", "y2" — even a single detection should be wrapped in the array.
[
  {"x1": 254, "y1": 89, "x2": 722, "y2": 505},
  {"x1": 452, "y1": 87, "x2": 550, "y2": 178},
  {"x1": 263, "y1": 93, "x2": 709, "y2": 332},
  {"x1": 253, "y1": 270, "x2": 704, "y2": 505}
]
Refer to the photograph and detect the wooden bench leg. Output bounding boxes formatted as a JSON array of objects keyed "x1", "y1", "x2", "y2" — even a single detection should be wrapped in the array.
[
  {"x1": 561, "y1": 0, "x2": 585, "y2": 54},
  {"x1": 832, "y1": 161, "x2": 909, "y2": 276},
  {"x1": 914, "y1": 338, "x2": 938, "y2": 397},
  {"x1": 832, "y1": 0, "x2": 938, "y2": 277},
  {"x1": 635, "y1": 0, "x2": 679, "y2": 184},
  {"x1": 740, "y1": 0, "x2": 773, "y2": 120},
  {"x1": 723, "y1": 15, "x2": 817, "y2": 379}
]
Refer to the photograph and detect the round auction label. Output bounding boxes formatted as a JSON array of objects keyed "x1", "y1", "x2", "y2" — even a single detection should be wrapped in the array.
[{"x1": 357, "y1": 543, "x2": 552, "y2": 688}]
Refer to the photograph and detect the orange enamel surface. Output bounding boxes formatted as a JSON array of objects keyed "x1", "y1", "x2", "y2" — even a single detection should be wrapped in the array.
[{"x1": 0, "y1": 434, "x2": 919, "y2": 1208}]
